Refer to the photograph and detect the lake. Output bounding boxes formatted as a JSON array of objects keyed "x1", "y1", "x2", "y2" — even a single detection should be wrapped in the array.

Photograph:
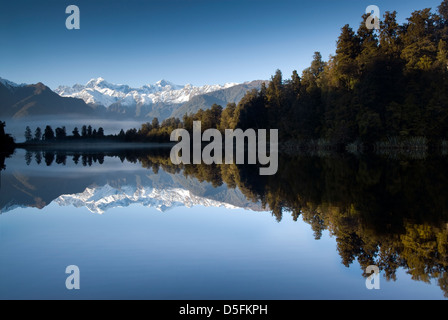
[{"x1": 0, "y1": 147, "x2": 447, "y2": 300}]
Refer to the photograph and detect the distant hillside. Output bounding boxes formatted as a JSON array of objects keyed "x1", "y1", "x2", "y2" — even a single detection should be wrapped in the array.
[
  {"x1": 170, "y1": 80, "x2": 266, "y2": 119},
  {"x1": 0, "y1": 82, "x2": 94, "y2": 119}
]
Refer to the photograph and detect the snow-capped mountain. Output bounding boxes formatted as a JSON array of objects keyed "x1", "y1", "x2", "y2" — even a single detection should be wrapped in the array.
[
  {"x1": 55, "y1": 77, "x2": 239, "y2": 109},
  {"x1": 54, "y1": 184, "x2": 238, "y2": 214},
  {"x1": 0, "y1": 149, "x2": 264, "y2": 215},
  {"x1": 0, "y1": 77, "x2": 27, "y2": 90},
  {"x1": 0, "y1": 75, "x2": 264, "y2": 120}
]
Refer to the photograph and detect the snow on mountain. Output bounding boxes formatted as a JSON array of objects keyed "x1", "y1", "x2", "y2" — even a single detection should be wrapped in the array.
[
  {"x1": 0, "y1": 77, "x2": 27, "y2": 90},
  {"x1": 55, "y1": 77, "x2": 239, "y2": 108},
  {"x1": 54, "y1": 183, "x2": 238, "y2": 214}
]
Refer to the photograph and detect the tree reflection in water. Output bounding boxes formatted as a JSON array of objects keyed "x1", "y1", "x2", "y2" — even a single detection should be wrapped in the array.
[{"x1": 2, "y1": 148, "x2": 448, "y2": 297}]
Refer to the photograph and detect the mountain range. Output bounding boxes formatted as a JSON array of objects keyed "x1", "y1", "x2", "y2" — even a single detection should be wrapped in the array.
[
  {"x1": 55, "y1": 184, "x2": 239, "y2": 214},
  {"x1": 55, "y1": 78, "x2": 238, "y2": 109},
  {"x1": 0, "y1": 76, "x2": 264, "y2": 121}
]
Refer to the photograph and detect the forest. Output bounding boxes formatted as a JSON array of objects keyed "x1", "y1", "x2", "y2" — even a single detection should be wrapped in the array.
[
  {"x1": 118, "y1": 0, "x2": 448, "y2": 151},
  {"x1": 225, "y1": 0, "x2": 448, "y2": 150}
]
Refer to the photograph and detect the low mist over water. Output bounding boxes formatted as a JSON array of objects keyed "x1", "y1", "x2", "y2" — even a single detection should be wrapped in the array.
[{"x1": 5, "y1": 117, "x2": 143, "y2": 143}]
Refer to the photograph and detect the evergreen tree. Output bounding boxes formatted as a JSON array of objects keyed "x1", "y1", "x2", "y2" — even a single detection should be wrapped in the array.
[
  {"x1": 152, "y1": 118, "x2": 160, "y2": 130},
  {"x1": 0, "y1": 121, "x2": 5, "y2": 137},
  {"x1": 72, "y1": 127, "x2": 80, "y2": 138},
  {"x1": 25, "y1": 126, "x2": 32, "y2": 142},
  {"x1": 436, "y1": 39, "x2": 448, "y2": 69},
  {"x1": 401, "y1": 9, "x2": 437, "y2": 71},
  {"x1": 310, "y1": 52, "x2": 326, "y2": 79},
  {"x1": 334, "y1": 24, "x2": 361, "y2": 89},
  {"x1": 43, "y1": 126, "x2": 55, "y2": 141},
  {"x1": 82, "y1": 125, "x2": 87, "y2": 138},
  {"x1": 379, "y1": 11, "x2": 401, "y2": 57},
  {"x1": 0, "y1": 121, "x2": 14, "y2": 149},
  {"x1": 439, "y1": 0, "x2": 448, "y2": 24},
  {"x1": 34, "y1": 127, "x2": 42, "y2": 141},
  {"x1": 219, "y1": 103, "x2": 237, "y2": 131},
  {"x1": 202, "y1": 104, "x2": 222, "y2": 131},
  {"x1": 357, "y1": 13, "x2": 380, "y2": 73},
  {"x1": 55, "y1": 127, "x2": 67, "y2": 140},
  {"x1": 182, "y1": 114, "x2": 194, "y2": 132},
  {"x1": 290, "y1": 70, "x2": 301, "y2": 95},
  {"x1": 98, "y1": 127, "x2": 105, "y2": 138}
]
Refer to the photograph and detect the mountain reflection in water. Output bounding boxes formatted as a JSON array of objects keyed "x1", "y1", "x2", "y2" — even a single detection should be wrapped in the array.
[{"x1": 1, "y1": 147, "x2": 448, "y2": 298}]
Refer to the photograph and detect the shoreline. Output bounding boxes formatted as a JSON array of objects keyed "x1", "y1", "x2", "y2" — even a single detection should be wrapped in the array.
[{"x1": 15, "y1": 141, "x2": 176, "y2": 150}]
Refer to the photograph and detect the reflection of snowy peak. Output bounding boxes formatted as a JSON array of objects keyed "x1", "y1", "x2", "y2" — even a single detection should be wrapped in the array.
[
  {"x1": 54, "y1": 184, "x2": 238, "y2": 214},
  {"x1": 0, "y1": 155, "x2": 263, "y2": 214},
  {"x1": 55, "y1": 77, "x2": 239, "y2": 108}
]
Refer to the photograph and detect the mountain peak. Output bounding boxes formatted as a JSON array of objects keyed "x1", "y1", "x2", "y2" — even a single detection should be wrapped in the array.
[
  {"x1": 155, "y1": 79, "x2": 175, "y2": 87},
  {"x1": 33, "y1": 82, "x2": 48, "y2": 93},
  {"x1": 86, "y1": 77, "x2": 107, "y2": 87}
]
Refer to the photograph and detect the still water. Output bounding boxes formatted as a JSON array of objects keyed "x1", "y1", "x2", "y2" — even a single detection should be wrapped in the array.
[{"x1": 0, "y1": 147, "x2": 447, "y2": 299}]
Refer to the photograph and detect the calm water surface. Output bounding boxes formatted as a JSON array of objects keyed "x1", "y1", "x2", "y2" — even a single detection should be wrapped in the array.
[{"x1": 0, "y1": 148, "x2": 447, "y2": 299}]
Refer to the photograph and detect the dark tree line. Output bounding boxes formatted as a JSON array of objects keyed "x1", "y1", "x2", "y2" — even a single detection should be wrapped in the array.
[
  {"x1": 110, "y1": 1, "x2": 448, "y2": 150},
  {"x1": 25, "y1": 125, "x2": 106, "y2": 143},
  {"x1": 230, "y1": 1, "x2": 448, "y2": 148},
  {"x1": 25, "y1": 150, "x2": 106, "y2": 167}
]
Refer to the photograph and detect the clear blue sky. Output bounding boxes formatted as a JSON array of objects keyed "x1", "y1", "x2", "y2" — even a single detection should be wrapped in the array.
[{"x1": 0, "y1": 0, "x2": 444, "y2": 89}]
